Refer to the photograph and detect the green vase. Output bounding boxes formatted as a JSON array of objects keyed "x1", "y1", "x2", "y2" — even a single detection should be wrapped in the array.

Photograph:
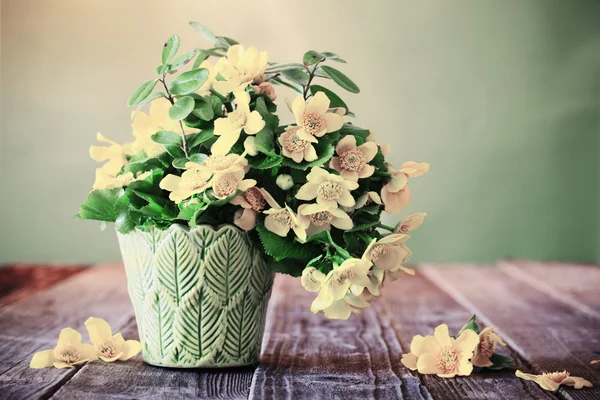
[{"x1": 116, "y1": 224, "x2": 274, "y2": 368}]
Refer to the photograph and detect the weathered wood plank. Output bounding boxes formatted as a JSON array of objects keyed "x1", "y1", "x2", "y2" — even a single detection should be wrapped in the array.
[
  {"x1": 0, "y1": 265, "x2": 134, "y2": 400},
  {"x1": 249, "y1": 274, "x2": 431, "y2": 400},
  {"x1": 499, "y1": 261, "x2": 600, "y2": 317},
  {"x1": 378, "y1": 271, "x2": 555, "y2": 400},
  {"x1": 0, "y1": 264, "x2": 86, "y2": 307},
  {"x1": 51, "y1": 318, "x2": 255, "y2": 400},
  {"x1": 422, "y1": 264, "x2": 600, "y2": 400}
]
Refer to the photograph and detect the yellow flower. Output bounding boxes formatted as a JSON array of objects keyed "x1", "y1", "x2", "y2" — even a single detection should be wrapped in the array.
[
  {"x1": 363, "y1": 233, "x2": 414, "y2": 274},
  {"x1": 203, "y1": 153, "x2": 248, "y2": 176},
  {"x1": 212, "y1": 45, "x2": 269, "y2": 94},
  {"x1": 211, "y1": 90, "x2": 265, "y2": 155},
  {"x1": 231, "y1": 187, "x2": 270, "y2": 231},
  {"x1": 471, "y1": 327, "x2": 506, "y2": 367},
  {"x1": 403, "y1": 324, "x2": 479, "y2": 378},
  {"x1": 381, "y1": 161, "x2": 429, "y2": 214},
  {"x1": 301, "y1": 267, "x2": 327, "y2": 292},
  {"x1": 298, "y1": 203, "x2": 353, "y2": 236},
  {"x1": 278, "y1": 126, "x2": 318, "y2": 163},
  {"x1": 244, "y1": 136, "x2": 258, "y2": 156},
  {"x1": 395, "y1": 212, "x2": 427, "y2": 234},
  {"x1": 92, "y1": 170, "x2": 150, "y2": 191},
  {"x1": 195, "y1": 58, "x2": 225, "y2": 96},
  {"x1": 296, "y1": 166, "x2": 359, "y2": 208},
  {"x1": 516, "y1": 370, "x2": 592, "y2": 392},
  {"x1": 84, "y1": 317, "x2": 141, "y2": 362},
  {"x1": 309, "y1": 257, "x2": 373, "y2": 320},
  {"x1": 131, "y1": 98, "x2": 196, "y2": 157},
  {"x1": 290, "y1": 92, "x2": 344, "y2": 141},
  {"x1": 159, "y1": 162, "x2": 212, "y2": 203},
  {"x1": 262, "y1": 191, "x2": 307, "y2": 240},
  {"x1": 30, "y1": 328, "x2": 97, "y2": 369},
  {"x1": 329, "y1": 135, "x2": 378, "y2": 181},
  {"x1": 89, "y1": 132, "x2": 131, "y2": 176},
  {"x1": 210, "y1": 168, "x2": 256, "y2": 199}
]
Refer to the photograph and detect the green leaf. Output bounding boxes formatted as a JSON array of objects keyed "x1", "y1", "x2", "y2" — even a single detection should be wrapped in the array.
[
  {"x1": 168, "y1": 96, "x2": 195, "y2": 121},
  {"x1": 215, "y1": 36, "x2": 238, "y2": 49},
  {"x1": 256, "y1": 223, "x2": 319, "y2": 262},
  {"x1": 254, "y1": 128, "x2": 276, "y2": 157},
  {"x1": 457, "y1": 314, "x2": 480, "y2": 336},
  {"x1": 161, "y1": 35, "x2": 180, "y2": 64},
  {"x1": 169, "y1": 68, "x2": 209, "y2": 96},
  {"x1": 248, "y1": 154, "x2": 283, "y2": 169},
  {"x1": 281, "y1": 69, "x2": 309, "y2": 86},
  {"x1": 78, "y1": 189, "x2": 119, "y2": 222},
  {"x1": 322, "y1": 52, "x2": 347, "y2": 63},
  {"x1": 189, "y1": 21, "x2": 216, "y2": 43},
  {"x1": 115, "y1": 209, "x2": 139, "y2": 234},
  {"x1": 265, "y1": 63, "x2": 306, "y2": 73},
  {"x1": 191, "y1": 97, "x2": 214, "y2": 121},
  {"x1": 305, "y1": 230, "x2": 335, "y2": 246},
  {"x1": 128, "y1": 79, "x2": 159, "y2": 107},
  {"x1": 347, "y1": 211, "x2": 380, "y2": 232},
  {"x1": 488, "y1": 353, "x2": 514, "y2": 370},
  {"x1": 123, "y1": 154, "x2": 169, "y2": 176},
  {"x1": 151, "y1": 130, "x2": 182, "y2": 145},
  {"x1": 303, "y1": 50, "x2": 325, "y2": 66},
  {"x1": 165, "y1": 145, "x2": 186, "y2": 159},
  {"x1": 270, "y1": 76, "x2": 303, "y2": 94},
  {"x1": 266, "y1": 258, "x2": 306, "y2": 277},
  {"x1": 203, "y1": 189, "x2": 241, "y2": 207},
  {"x1": 254, "y1": 97, "x2": 269, "y2": 118},
  {"x1": 156, "y1": 64, "x2": 169, "y2": 75},
  {"x1": 172, "y1": 157, "x2": 188, "y2": 169},
  {"x1": 189, "y1": 153, "x2": 208, "y2": 164},
  {"x1": 320, "y1": 65, "x2": 360, "y2": 94},
  {"x1": 188, "y1": 128, "x2": 214, "y2": 149},
  {"x1": 310, "y1": 85, "x2": 348, "y2": 112},
  {"x1": 168, "y1": 50, "x2": 197, "y2": 72}
]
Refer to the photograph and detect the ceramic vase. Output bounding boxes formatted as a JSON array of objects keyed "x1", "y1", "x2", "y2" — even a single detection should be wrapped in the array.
[{"x1": 117, "y1": 224, "x2": 274, "y2": 368}]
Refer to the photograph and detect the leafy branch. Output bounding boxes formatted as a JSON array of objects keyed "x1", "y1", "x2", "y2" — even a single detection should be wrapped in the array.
[{"x1": 159, "y1": 74, "x2": 189, "y2": 158}]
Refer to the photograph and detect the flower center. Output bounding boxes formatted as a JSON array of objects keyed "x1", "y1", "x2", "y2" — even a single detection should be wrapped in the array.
[
  {"x1": 283, "y1": 132, "x2": 309, "y2": 153},
  {"x1": 436, "y1": 346, "x2": 460, "y2": 374},
  {"x1": 317, "y1": 181, "x2": 343, "y2": 201},
  {"x1": 544, "y1": 371, "x2": 570, "y2": 383},
  {"x1": 273, "y1": 210, "x2": 293, "y2": 227},
  {"x1": 97, "y1": 339, "x2": 121, "y2": 359},
  {"x1": 340, "y1": 149, "x2": 367, "y2": 172},
  {"x1": 181, "y1": 169, "x2": 209, "y2": 190},
  {"x1": 205, "y1": 154, "x2": 237, "y2": 172},
  {"x1": 302, "y1": 113, "x2": 325, "y2": 136},
  {"x1": 331, "y1": 269, "x2": 354, "y2": 287},
  {"x1": 213, "y1": 173, "x2": 238, "y2": 198},
  {"x1": 229, "y1": 110, "x2": 247, "y2": 128},
  {"x1": 244, "y1": 187, "x2": 266, "y2": 211},
  {"x1": 54, "y1": 344, "x2": 81, "y2": 365},
  {"x1": 370, "y1": 243, "x2": 390, "y2": 261},
  {"x1": 479, "y1": 333, "x2": 497, "y2": 358},
  {"x1": 309, "y1": 211, "x2": 335, "y2": 226}
]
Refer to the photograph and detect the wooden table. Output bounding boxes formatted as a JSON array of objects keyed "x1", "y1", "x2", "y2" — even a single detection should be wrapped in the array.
[{"x1": 0, "y1": 262, "x2": 598, "y2": 400}]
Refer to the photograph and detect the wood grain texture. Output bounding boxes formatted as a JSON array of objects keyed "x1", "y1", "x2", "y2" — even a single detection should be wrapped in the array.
[
  {"x1": 422, "y1": 264, "x2": 600, "y2": 400},
  {"x1": 51, "y1": 318, "x2": 255, "y2": 400},
  {"x1": 249, "y1": 274, "x2": 431, "y2": 400},
  {"x1": 0, "y1": 264, "x2": 86, "y2": 307},
  {"x1": 0, "y1": 265, "x2": 133, "y2": 400}
]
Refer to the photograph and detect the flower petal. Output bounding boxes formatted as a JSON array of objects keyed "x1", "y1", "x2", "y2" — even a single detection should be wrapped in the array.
[
  {"x1": 304, "y1": 145, "x2": 318, "y2": 162},
  {"x1": 358, "y1": 142, "x2": 378, "y2": 161},
  {"x1": 264, "y1": 214, "x2": 290, "y2": 237},
  {"x1": 291, "y1": 96, "x2": 306, "y2": 125},
  {"x1": 244, "y1": 111, "x2": 265, "y2": 135},
  {"x1": 416, "y1": 352, "x2": 441, "y2": 375},
  {"x1": 296, "y1": 182, "x2": 320, "y2": 201},
  {"x1": 433, "y1": 324, "x2": 452, "y2": 347},
  {"x1": 401, "y1": 353, "x2": 419, "y2": 370},
  {"x1": 57, "y1": 328, "x2": 82, "y2": 347},
  {"x1": 322, "y1": 299, "x2": 352, "y2": 320},
  {"x1": 335, "y1": 135, "x2": 356, "y2": 156},
  {"x1": 84, "y1": 317, "x2": 112, "y2": 346},
  {"x1": 337, "y1": 190, "x2": 356, "y2": 208},
  {"x1": 323, "y1": 112, "x2": 344, "y2": 133},
  {"x1": 119, "y1": 340, "x2": 142, "y2": 361},
  {"x1": 306, "y1": 92, "x2": 330, "y2": 115},
  {"x1": 53, "y1": 361, "x2": 74, "y2": 369},
  {"x1": 29, "y1": 349, "x2": 55, "y2": 369}
]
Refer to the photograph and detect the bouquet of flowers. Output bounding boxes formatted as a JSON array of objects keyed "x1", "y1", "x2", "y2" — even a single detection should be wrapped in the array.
[{"x1": 78, "y1": 21, "x2": 429, "y2": 320}]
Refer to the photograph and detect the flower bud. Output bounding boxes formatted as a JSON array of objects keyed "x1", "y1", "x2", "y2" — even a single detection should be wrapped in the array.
[
  {"x1": 243, "y1": 136, "x2": 258, "y2": 156},
  {"x1": 257, "y1": 82, "x2": 277, "y2": 101},
  {"x1": 252, "y1": 74, "x2": 265, "y2": 85},
  {"x1": 276, "y1": 174, "x2": 294, "y2": 190}
]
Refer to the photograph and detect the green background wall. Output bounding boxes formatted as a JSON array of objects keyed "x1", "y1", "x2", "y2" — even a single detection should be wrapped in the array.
[{"x1": 1, "y1": 0, "x2": 598, "y2": 264}]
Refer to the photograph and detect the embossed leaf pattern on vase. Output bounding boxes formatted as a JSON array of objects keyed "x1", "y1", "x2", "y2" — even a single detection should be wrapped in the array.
[{"x1": 117, "y1": 224, "x2": 274, "y2": 368}]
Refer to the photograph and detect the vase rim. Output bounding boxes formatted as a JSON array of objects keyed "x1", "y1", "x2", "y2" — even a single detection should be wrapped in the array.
[{"x1": 116, "y1": 223, "x2": 243, "y2": 236}]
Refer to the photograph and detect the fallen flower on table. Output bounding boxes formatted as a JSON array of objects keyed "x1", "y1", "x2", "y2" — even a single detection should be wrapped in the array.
[
  {"x1": 30, "y1": 328, "x2": 97, "y2": 369},
  {"x1": 401, "y1": 323, "x2": 479, "y2": 378},
  {"x1": 592, "y1": 360, "x2": 599, "y2": 365},
  {"x1": 401, "y1": 315, "x2": 514, "y2": 377},
  {"x1": 85, "y1": 317, "x2": 141, "y2": 362},
  {"x1": 516, "y1": 370, "x2": 592, "y2": 392}
]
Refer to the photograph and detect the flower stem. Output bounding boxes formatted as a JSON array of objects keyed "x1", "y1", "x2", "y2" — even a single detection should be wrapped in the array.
[
  {"x1": 160, "y1": 75, "x2": 189, "y2": 158},
  {"x1": 302, "y1": 58, "x2": 326, "y2": 100},
  {"x1": 357, "y1": 232, "x2": 373, "y2": 245},
  {"x1": 377, "y1": 223, "x2": 394, "y2": 232}
]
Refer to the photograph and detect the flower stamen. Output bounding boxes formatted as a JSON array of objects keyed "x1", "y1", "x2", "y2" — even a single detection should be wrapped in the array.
[
  {"x1": 317, "y1": 181, "x2": 343, "y2": 201},
  {"x1": 436, "y1": 346, "x2": 460, "y2": 374}
]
